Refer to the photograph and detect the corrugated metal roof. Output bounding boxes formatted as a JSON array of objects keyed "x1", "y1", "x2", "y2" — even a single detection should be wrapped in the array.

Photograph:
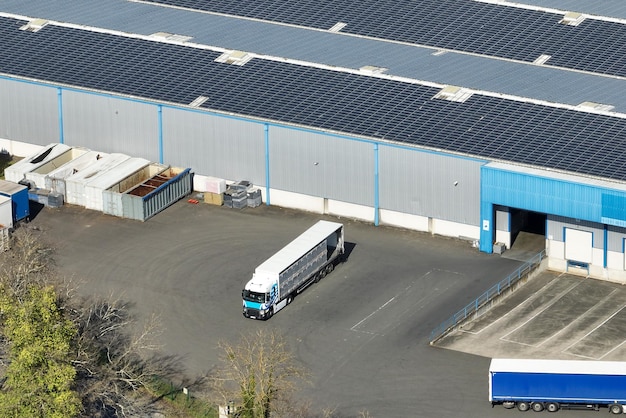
[
  {"x1": 514, "y1": 0, "x2": 626, "y2": 20},
  {"x1": 2, "y1": 0, "x2": 624, "y2": 113},
  {"x1": 2, "y1": 1, "x2": 626, "y2": 184}
]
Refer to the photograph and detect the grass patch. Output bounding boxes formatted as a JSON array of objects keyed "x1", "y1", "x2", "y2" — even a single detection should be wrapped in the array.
[
  {"x1": 149, "y1": 376, "x2": 218, "y2": 418},
  {"x1": 0, "y1": 151, "x2": 16, "y2": 179}
]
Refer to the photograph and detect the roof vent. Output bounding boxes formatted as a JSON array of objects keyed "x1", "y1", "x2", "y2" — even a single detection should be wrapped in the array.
[
  {"x1": 533, "y1": 54, "x2": 552, "y2": 65},
  {"x1": 560, "y1": 12, "x2": 586, "y2": 26},
  {"x1": 189, "y1": 96, "x2": 209, "y2": 107},
  {"x1": 433, "y1": 86, "x2": 473, "y2": 103},
  {"x1": 329, "y1": 22, "x2": 347, "y2": 32},
  {"x1": 150, "y1": 32, "x2": 193, "y2": 42},
  {"x1": 577, "y1": 101, "x2": 615, "y2": 112},
  {"x1": 215, "y1": 50, "x2": 253, "y2": 66},
  {"x1": 359, "y1": 65, "x2": 388, "y2": 75},
  {"x1": 19, "y1": 18, "x2": 49, "y2": 32}
]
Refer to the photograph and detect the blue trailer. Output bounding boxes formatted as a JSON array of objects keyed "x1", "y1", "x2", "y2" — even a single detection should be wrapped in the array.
[
  {"x1": 490, "y1": 359, "x2": 626, "y2": 414},
  {"x1": 0, "y1": 179, "x2": 29, "y2": 224}
]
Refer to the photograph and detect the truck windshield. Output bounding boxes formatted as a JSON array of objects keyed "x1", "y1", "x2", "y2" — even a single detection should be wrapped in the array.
[{"x1": 242, "y1": 290, "x2": 265, "y2": 303}]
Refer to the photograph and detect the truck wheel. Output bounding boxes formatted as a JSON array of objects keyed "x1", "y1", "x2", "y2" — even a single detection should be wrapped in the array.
[
  {"x1": 517, "y1": 401, "x2": 530, "y2": 412},
  {"x1": 531, "y1": 402, "x2": 544, "y2": 412},
  {"x1": 546, "y1": 402, "x2": 559, "y2": 412},
  {"x1": 287, "y1": 295, "x2": 293, "y2": 305},
  {"x1": 502, "y1": 401, "x2": 515, "y2": 409},
  {"x1": 609, "y1": 404, "x2": 623, "y2": 415},
  {"x1": 319, "y1": 269, "x2": 327, "y2": 279},
  {"x1": 326, "y1": 264, "x2": 334, "y2": 274}
]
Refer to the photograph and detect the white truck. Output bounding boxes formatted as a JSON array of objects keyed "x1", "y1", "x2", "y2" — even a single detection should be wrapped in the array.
[{"x1": 242, "y1": 220, "x2": 345, "y2": 320}]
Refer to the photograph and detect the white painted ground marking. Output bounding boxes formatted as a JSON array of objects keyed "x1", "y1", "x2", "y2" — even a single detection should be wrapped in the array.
[
  {"x1": 499, "y1": 280, "x2": 582, "y2": 345},
  {"x1": 537, "y1": 289, "x2": 619, "y2": 347},
  {"x1": 351, "y1": 296, "x2": 396, "y2": 331},
  {"x1": 463, "y1": 276, "x2": 564, "y2": 336},
  {"x1": 563, "y1": 302, "x2": 626, "y2": 359}
]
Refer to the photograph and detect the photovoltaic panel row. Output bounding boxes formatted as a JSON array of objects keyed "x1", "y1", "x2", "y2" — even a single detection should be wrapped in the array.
[
  {"x1": 143, "y1": 0, "x2": 626, "y2": 78},
  {"x1": 2, "y1": 17, "x2": 626, "y2": 181}
]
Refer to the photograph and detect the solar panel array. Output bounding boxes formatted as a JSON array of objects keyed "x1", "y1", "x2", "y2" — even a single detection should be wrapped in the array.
[
  {"x1": 144, "y1": 0, "x2": 626, "y2": 78},
  {"x1": 2, "y1": 17, "x2": 626, "y2": 181}
]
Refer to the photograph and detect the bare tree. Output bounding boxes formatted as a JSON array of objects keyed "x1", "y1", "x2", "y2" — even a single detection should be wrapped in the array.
[
  {"x1": 0, "y1": 229, "x2": 55, "y2": 300},
  {"x1": 70, "y1": 294, "x2": 179, "y2": 417},
  {"x1": 210, "y1": 329, "x2": 309, "y2": 418},
  {"x1": 0, "y1": 228, "x2": 181, "y2": 417}
]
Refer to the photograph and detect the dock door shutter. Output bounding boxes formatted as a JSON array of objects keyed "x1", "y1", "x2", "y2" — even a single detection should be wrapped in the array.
[{"x1": 565, "y1": 228, "x2": 592, "y2": 263}]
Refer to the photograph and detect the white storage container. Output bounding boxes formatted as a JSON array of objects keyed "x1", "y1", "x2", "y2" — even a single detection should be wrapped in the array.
[
  {"x1": 0, "y1": 195, "x2": 12, "y2": 229},
  {"x1": 65, "y1": 153, "x2": 130, "y2": 206},
  {"x1": 83, "y1": 157, "x2": 150, "y2": 211},
  {"x1": 45, "y1": 151, "x2": 109, "y2": 198},
  {"x1": 24, "y1": 147, "x2": 89, "y2": 189},
  {"x1": 4, "y1": 143, "x2": 71, "y2": 184},
  {"x1": 102, "y1": 162, "x2": 168, "y2": 217}
]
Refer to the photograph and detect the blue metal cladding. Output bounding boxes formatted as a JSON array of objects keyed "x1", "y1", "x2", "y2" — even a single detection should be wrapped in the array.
[
  {"x1": 480, "y1": 165, "x2": 626, "y2": 252},
  {"x1": 491, "y1": 372, "x2": 626, "y2": 403}
]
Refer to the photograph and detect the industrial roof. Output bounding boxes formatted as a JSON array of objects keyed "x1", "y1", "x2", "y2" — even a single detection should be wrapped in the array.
[{"x1": 1, "y1": 1, "x2": 626, "y2": 183}]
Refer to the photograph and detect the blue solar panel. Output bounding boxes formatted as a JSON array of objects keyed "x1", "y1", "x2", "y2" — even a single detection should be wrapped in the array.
[
  {"x1": 143, "y1": 0, "x2": 626, "y2": 78},
  {"x1": 1, "y1": 16, "x2": 626, "y2": 182}
]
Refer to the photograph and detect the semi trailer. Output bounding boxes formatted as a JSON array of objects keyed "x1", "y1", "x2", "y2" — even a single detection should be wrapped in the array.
[
  {"x1": 489, "y1": 359, "x2": 626, "y2": 413},
  {"x1": 242, "y1": 220, "x2": 344, "y2": 320}
]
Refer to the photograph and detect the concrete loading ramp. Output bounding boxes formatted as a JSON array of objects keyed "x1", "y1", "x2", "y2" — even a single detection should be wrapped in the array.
[{"x1": 435, "y1": 271, "x2": 626, "y2": 361}]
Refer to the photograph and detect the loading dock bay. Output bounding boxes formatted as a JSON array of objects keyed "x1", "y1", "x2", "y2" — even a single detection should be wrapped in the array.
[{"x1": 28, "y1": 202, "x2": 626, "y2": 417}]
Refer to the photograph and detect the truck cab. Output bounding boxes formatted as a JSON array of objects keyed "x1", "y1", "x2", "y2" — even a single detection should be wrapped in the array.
[{"x1": 242, "y1": 276, "x2": 278, "y2": 319}]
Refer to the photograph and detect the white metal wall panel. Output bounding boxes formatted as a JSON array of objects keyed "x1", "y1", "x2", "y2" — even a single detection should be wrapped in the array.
[
  {"x1": 0, "y1": 78, "x2": 59, "y2": 145},
  {"x1": 62, "y1": 91, "x2": 159, "y2": 161},
  {"x1": 565, "y1": 228, "x2": 593, "y2": 263},
  {"x1": 269, "y1": 127, "x2": 373, "y2": 205},
  {"x1": 379, "y1": 146, "x2": 482, "y2": 224},
  {"x1": 607, "y1": 226, "x2": 626, "y2": 252},
  {"x1": 547, "y1": 215, "x2": 603, "y2": 248},
  {"x1": 162, "y1": 108, "x2": 265, "y2": 183}
]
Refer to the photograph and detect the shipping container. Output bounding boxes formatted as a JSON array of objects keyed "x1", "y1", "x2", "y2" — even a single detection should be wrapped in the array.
[
  {"x1": 0, "y1": 179, "x2": 29, "y2": 223},
  {"x1": 24, "y1": 147, "x2": 89, "y2": 189},
  {"x1": 4, "y1": 143, "x2": 71, "y2": 184},
  {"x1": 45, "y1": 150, "x2": 108, "y2": 197},
  {"x1": 102, "y1": 162, "x2": 168, "y2": 217},
  {"x1": 83, "y1": 157, "x2": 150, "y2": 211},
  {"x1": 65, "y1": 153, "x2": 130, "y2": 206},
  {"x1": 120, "y1": 167, "x2": 192, "y2": 221},
  {"x1": 0, "y1": 195, "x2": 12, "y2": 229}
]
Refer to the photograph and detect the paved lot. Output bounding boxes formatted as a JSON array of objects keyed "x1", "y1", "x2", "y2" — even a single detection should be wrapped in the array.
[
  {"x1": 26, "y1": 201, "x2": 621, "y2": 417},
  {"x1": 436, "y1": 268, "x2": 626, "y2": 361}
]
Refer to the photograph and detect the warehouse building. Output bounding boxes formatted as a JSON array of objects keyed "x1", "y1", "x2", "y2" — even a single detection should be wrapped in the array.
[{"x1": 1, "y1": 0, "x2": 626, "y2": 282}]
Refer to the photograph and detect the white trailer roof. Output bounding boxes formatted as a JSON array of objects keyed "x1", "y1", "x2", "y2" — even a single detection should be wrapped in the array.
[
  {"x1": 255, "y1": 220, "x2": 343, "y2": 276},
  {"x1": 490, "y1": 359, "x2": 626, "y2": 376},
  {"x1": 4, "y1": 143, "x2": 71, "y2": 183}
]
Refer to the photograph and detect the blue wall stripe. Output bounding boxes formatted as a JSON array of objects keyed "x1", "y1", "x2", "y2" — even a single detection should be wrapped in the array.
[
  {"x1": 264, "y1": 123, "x2": 270, "y2": 206},
  {"x1": 57, "y1": 87, "x2": 64, "y2": 144}
]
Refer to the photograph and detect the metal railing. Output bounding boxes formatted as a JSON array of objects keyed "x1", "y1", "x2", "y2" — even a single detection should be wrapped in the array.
[{"x1": 429, "y1": 249, "x2": 546, "y2": 344}]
